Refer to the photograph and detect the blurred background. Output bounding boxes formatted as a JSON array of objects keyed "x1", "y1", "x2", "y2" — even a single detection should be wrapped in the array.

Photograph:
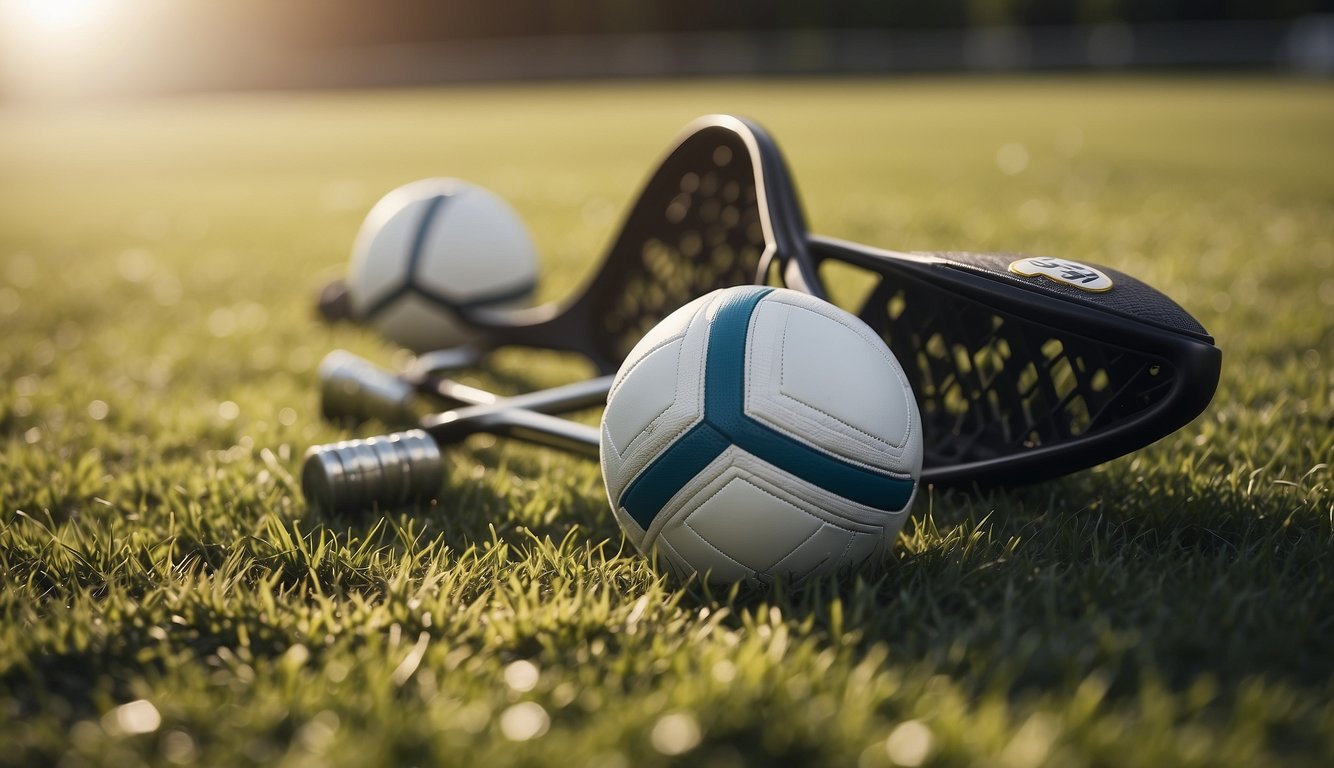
[{"x1": 2, "y1": 0, "x2": 1331, "y2": 100}]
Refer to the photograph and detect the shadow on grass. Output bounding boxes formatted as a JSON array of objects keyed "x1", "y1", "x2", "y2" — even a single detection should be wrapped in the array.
[
  {"x1": 6, "y1": 450, "x2": 1327, "y2": 730},
  {"x1": 691, "y1": 474, "x2": 1334, "y2": 703},
  {"x1": 304, "y1": 441, "x2": 1332, "y2": 709}
]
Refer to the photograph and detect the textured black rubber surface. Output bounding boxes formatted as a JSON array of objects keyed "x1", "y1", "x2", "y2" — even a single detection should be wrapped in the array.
[{"x1": 937, "y1": 251, "x2": 1210, "y2": 339}]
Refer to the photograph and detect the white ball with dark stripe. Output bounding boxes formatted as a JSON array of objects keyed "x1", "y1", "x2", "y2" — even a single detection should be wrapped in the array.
[
  {"x1": 347, "y1": 178, "x2": 539, "y2": 352},
  {"x1": 600, "y1": 286, "x2": 922, "y2": 584}
]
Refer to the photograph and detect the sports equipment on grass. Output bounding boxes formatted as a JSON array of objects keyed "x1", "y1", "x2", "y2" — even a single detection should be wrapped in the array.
[
  {"x1": 314, "y1": 114, "x2": 1219, "y2": 488},
  {"x1": 305, "y1": 286, "x2": 924, "y2": 585},
  {"x1": 338, "y1": 178, "x2": 540, "y2": 352},
  {"x1": 600, "y1": 286, "x2": 922, "y2": 583},
  {"x1": 307, "y1": 113, "x2": 1218, "y2": 524}
]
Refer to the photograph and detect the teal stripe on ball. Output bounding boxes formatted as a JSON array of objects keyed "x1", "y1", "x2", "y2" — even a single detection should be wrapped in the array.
[
  {"x1": 619, "y1": 287, "x2": 915, "y2": 530},
  {"x1": 616, "y1": 423, "x2": 731, "y2": 528}
]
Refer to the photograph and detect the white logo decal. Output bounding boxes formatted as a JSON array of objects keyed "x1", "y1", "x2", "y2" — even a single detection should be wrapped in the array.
[{"x1": 1008, "y1": 257, "x2": 1113, "y2": 292}]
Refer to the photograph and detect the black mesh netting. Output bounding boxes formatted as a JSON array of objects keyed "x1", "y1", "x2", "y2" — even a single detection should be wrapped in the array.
[
  {"x1": 587, "y1": 126, "x2": 770, "y2": 364},
  {"x1": 854, "y1": 270, "x2": 1176, "y2": 470}
]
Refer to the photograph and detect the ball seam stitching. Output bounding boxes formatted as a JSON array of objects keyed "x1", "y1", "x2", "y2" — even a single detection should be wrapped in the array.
[
  {"x1": 763, "y1": 299, "x2": 918, "y2": 460},
  {"x1": 774, "y1": 311, "x2": 895, "y2": 449},
  {"x1": 683, "y1": 475, "x2": 834, "y2": 573}
]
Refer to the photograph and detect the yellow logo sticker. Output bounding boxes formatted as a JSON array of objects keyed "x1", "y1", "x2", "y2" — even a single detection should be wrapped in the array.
[{"x1": 1008, "y1": 257, "x2": 1113, "y2": 293}]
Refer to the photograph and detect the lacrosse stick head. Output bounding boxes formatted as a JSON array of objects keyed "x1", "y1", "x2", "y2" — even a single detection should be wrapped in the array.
[
  {"x1": 463, "y1": 114, "x2": 815, "y2": 372},
  {"x1": 806, "y1": 237, "x2": 1221, "y2": 485}
]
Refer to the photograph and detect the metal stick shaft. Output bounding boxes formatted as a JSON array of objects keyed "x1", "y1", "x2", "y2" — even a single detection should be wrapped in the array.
[
  {"x1": 319, "y1": 351, "x2": 421, "y2": 424},
  {"x1": 305, "y1": 373, "x2": 613, "y2": 513},
  {"x1": 420, "y1": 375, "x2": 612, "y2": 431},
  {"x1": 424, "y1": 407, "x2": 601, "y2": 457},
  {"x1": 320, "y1": 350, "x2": 611, "y2": 427}
]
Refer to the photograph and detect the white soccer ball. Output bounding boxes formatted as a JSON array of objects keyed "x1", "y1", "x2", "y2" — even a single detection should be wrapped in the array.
[
  {"x1": 346, "y1": 178, "x2": 539, "y2": 352},
  {"x1": 600, "y1": 286, "x2": 923, "y2": 584}
]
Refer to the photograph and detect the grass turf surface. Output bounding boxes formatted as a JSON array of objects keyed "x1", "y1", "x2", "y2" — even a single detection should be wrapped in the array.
[{"x1": 1, "y1": 77, "x2": 1332, "y2": 766}]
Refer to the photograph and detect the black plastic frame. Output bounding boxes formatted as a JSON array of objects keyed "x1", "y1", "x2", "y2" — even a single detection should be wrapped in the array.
[{"x1": 804, "y1": 237, "x2": 1221, "y2": 485}]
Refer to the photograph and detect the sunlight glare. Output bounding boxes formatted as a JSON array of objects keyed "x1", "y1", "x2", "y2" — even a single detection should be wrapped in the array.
[
  {"x1": 0, "y1": 0, "x2": 128, "y2": 97},
  {"x1": 2, "y1": 0, "x2": 113, "y2": 36}
]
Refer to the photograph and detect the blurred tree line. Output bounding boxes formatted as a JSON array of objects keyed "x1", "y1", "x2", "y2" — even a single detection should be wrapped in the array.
[{"x1": 203, "y1": 0, "x2": 1332, "y2": 48}]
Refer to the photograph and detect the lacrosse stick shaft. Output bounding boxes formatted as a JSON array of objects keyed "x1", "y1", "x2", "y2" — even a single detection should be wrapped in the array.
[
  {"x1": 320, "y1": 349, "x2": 612, "y2": 426},
  {"x1": 423, "y1": 407, "x2": 601, "y2": 457},
  {"x1": 419, "y1": 375, "x2": 612, "y2": 431},
  {"x1": 304, "y1": 375, "x2": 611, "y2": 513},
  {"x1": 319, "y1": 349, "x2": 496, "y2": 427}
]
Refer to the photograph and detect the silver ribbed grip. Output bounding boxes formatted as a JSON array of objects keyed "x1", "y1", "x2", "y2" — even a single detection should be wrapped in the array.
[
  {"x1": 319, "y1": 350, "x2": 419, "y2": 425},
  {"x1": 302, "y1": 430, "x2": 444, "y2": 514}
]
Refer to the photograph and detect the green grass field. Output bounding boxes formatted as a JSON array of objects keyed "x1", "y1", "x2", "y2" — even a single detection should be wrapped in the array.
[{"x1": 1, "y1": 77, "x2": 1331, "y2": 767}]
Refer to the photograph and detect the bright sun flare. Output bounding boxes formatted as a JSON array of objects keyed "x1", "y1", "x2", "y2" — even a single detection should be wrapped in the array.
[
  {"x1": 0, "y1": 0, "x2": 125, "y2": 96},
  {"x1": 1, "y1": 0, "x2": 112, "y2": 37}
]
